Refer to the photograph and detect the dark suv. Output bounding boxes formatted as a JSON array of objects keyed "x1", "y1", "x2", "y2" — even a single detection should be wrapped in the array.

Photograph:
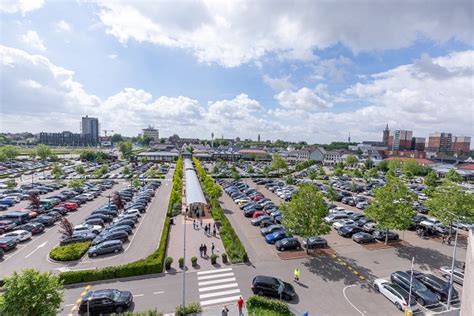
[
  {"x1": 251, "y1": 275, "x2": 296, "y2": 301},
  {"x1": 78, "y1": 289, "x2": 133, "y2": 315},
  {"x1": 390, "y1": 271, "x2": 439, "y2": 306}
]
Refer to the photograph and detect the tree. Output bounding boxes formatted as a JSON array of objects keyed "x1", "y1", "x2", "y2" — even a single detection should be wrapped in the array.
[
  {"x1": 353, "y1": 169, "x2": 363, "y2": 178},
  {"x1": 319, "y1": 166, "x2": 326, "y2": 176},
  {"x1": 35, "y1": 144, "x2": 52, "y2": 160},
  {"x1": 58, "y1": 217, "x2": 74, "y2": 238},
  {"x1": 334, "y1": 168, "x2": 343, "y2": 176},
  {"x1": 426, "y1": 182, "x2": 474, "y2": 236},
  {"x1": 402, "y1": 160, "x2": 421, "y2": 176},
  {"x1": 111, "y1": 133, "x2": 123, "y2": 143},
  {"x1": 118, "y1": 141, "x2": 133, "y2": 159},
  {"x1": 51, "y1": 164, "x2": 63, "y2": 179},
  {"x1": 28, "y1": 192, "x2": 40, "y2": 212},
  {"x1": 123, "y1": 166, "x2": 131, "y2": 175},
  {"x1": 364, "y1": 158, "x2": 374, "y2": 169},
  {"x1": 377, "y1": 159, "x2": 389, "y2": 172},
  {"x1": 132, "y1": 177, "x2": 141, "y2": 188},
  {"x1": 285, "y1": 176, "x2": 295, "y2": 185},
  {"x1": 75, "y1": 165, "x2": 85, "y2": 175},
  {"x1": 326, "y1": 186, "x2": 338, "y2": 203},
  {"x1": 0, "y1": 149, "x2": 6, "y2": 162},
  {"x1": 5, "y1": 179, "x2": 17, "y2": 189},
  {"x1": 247, "y1": 165, "x2": 255, "y2": 174},
  {"x1": 271, "y1": 154, "x2": 287, "y2": 176},
  {"x1": 445, "y1": 169, "x2": 462, "y2": 183},
  {"x1": 365, "y1": 177, "x2": 416, "y2": 244},
  {"x1": 424, "y1": 171, "x2": 439, "y2": 187},
  {"x1": 308, "y1": 169, "x2": 318, "y2": 181},
  {"x1": 0, "y1": 269, "x2": 63, "y2": 316},
  {"x1": 68, "y1": 179, "x2": 85, "y2": 190},
  {"x1": 1, "y1": 145, "x2": 19, "y2": 160},
  {"x1": 280, "y1": 184, "x2": 331, "y2": 254},
  {"x1": 262, "y1": 165, "x2": 271, "y2": 177},
  {"x1": 112, "y1": 191, "x2": 124, "y2": 211},
  {"x1": 212, "y1": 165, "x2": 219, "y2": 174},
  {"x1": 367, "y1": 167, "x2": 378, "y2": 178},
  {"x1": 345, "y1": 154, "x2": 358, "y2": 166}
]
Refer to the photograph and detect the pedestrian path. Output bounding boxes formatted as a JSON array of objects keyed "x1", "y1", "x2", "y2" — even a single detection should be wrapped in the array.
[{"x1": 197, "y1": 267, "x2": 242, "y2": 308}]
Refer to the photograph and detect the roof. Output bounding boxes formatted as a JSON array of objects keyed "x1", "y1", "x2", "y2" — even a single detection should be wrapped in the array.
[
  {"x1": 184, "y1": 159, "x2": 207, "y2": 206},
  {"x1": 457, "y1": 163, "x2": 474, "y2": 170},
  {"x1": 238, "y1": 149, "x2": 268, "y2": 155},
  {"x1": 385, "y1": 157, "x2": 435, "y2": 165},
  {"x1": 184, "y1": 159, "x2": 194, "y2": 171},
  {"x1": 138, "y1": 151, "x2": 179, "y2": 157}
]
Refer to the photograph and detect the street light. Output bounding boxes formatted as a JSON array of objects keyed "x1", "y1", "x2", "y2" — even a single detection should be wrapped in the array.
[{"x1": 447, "y1": 223, "x2": 459, "y2": 309}]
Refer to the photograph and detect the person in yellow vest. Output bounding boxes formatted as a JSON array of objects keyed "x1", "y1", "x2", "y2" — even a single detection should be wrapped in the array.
[{"x1": 294, "y1": 267, "x2": 300, "y2": 282}]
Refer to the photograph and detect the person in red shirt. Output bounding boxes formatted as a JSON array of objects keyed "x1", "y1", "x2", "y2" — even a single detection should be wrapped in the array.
[{"x1": 237, "y1": 296, "x2": 244, "y2": 316}]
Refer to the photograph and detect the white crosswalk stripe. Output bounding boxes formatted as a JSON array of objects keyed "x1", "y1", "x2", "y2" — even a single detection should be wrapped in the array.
[{"x1": 197, "y1": 267, "x2": 241, "y2": 307}]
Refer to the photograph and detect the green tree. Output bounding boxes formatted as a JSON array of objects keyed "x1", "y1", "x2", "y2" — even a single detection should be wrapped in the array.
[
  {"x1": 51, "y1": 164, "x2": 63, "y2": 179},
  {"x1": 285, "y1": 176, "x2": 295, "y2": 185},
  {"x1": 1, "y1": 145, "x2": 19, "y2": 160},
  {"x1": 122, "y1": 166, "x2": 131, "y2": 175},
  {"x1": 118, "y1": 141, "x2": 133, "y2": 159},
  {"x1": 0, "y1": 149, "x2": 6, "y2": 162},
  {"x1": 388, "y1": 159, "x2": 402, "y2": 172},
  {"x1": 111, "y1": 133, "x2": 123, "y2": 143},
  {"x1": 68, "y1": 179, "x2": 85, "y2": 190},
  {"x1": 35, "y1": 144, "x2": 52, "y2": 160},
  {"x1": 326, "y1": 186, "x2": 338, "y2": 203},
  {"x1": 353, "y1": 169, "x2": 363, "y2": 178},
  {"x1": 365, "y1": 177, "x2": 416, "y2": 244},
  {"x1": 308, "y1": 169, "x2": 318, "y2": 181},
  {"x1": 132, "y1": 177, "x2": 141, "y2": 188},
  {"x1": 271, "y1": 154, "x2": 287, "y2": 176},
  {"x1": 319, "y1": 166, "x2": 326, "y2": 176},
  {"x1": 445, "y1": 169, "x2": 462, "y2": 183},
  {"x1": 75, "y1": 165, "x2": 85, "y2": 175},
  {"x1": 364, "y1": 158, "x2": 374, "y2": 169},
  {"x1": 280, "y1": 184, "x2": 331, "y2": 254},
  {"x1": 334, "y1": 168, "x2": 343, "y2": 176},
  {"x1": 262, "y1": 165, "x2": 271, "y2": 177},
  {"x1": 345, "y1": 154, "x2": 358, "y2": 165},
  {"x1": 0, "y1": 269, "x2": 63, "y2": 316},
  {"x1": 212, "y1": 165, "x2": 219, "y2": 174},
  {"x1": 5, "y1": 179, "x2": 17, "y2": 189},
  {"x1": 424, "y1": 171, "x2": 439, "y2": 187},
  {"x1": 247, "y1": 165, "x2": 255, "y2": 174},
  {"x1": 402, "y1": 160, "x2": 421, "y2": 176},
  {"x1": 426, "y1": 182, "x2": 474, "y2": 236}
]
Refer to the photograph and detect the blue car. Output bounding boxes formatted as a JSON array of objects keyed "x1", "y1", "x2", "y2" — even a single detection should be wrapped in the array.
[
  {"x1": 0, "y1": 199, "x2": 15, "y2": 207},
  {"x1": 265, "y1": 230, "x2": 289, "y2": 244}
]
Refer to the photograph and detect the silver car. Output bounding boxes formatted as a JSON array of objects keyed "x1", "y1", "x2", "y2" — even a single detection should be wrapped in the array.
[{"x1": 439, "y1": 266, "x2": 464, "y2": 285}]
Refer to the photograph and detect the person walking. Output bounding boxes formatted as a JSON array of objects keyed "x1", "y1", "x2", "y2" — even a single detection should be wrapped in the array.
[
  {"x1": 211, "y1": 242, "x2": 215, "y2": 255},
  {"x1": 221, "y1": 305, "x2": 229, "y2": 316},
  {"x1": 236, "y1": 296, "x2": 244, "y2": 316},
  {"x1": 203, "y1": 244, "x2": 207, "y2": 257},
  {"x1": 294, "y1": 267, "x2": 300, "y2": 282},
  {"x1": 199, "y1": 244, "x2": 203, "y2": 257}
]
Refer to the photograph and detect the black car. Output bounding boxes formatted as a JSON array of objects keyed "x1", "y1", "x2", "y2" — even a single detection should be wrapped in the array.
[
  {"x1": 92, "y1": 231, "x2": 129, "y2": 245},
  {"x1": 251, "y1": 215, "x2": 272, "y2": 226},
  {"x1": 409, "y1": 215, "x2": 428, "y2": 230},
  {"x1": 352, "y1": 232, "x2": 376, "y2": 244},
  {"x1": 302, "y1": 236, "x2": 327, "y2": 249},
  {"x1": 338, "y1": 225, "x2": 362, "y2": 237},
  {"x1": 16, "y1": 222, "x2": 45, "y2": 235},
  {"x1": 390, "y1": 271, "x2": 439, "y2": 306},
  {"x1": 102, "y1": 225, "x2": 133, "y2": 235},
  {"x1": 356, "y1": 217, "x2": 374, "y2": 228},
  {"x1": 86, "y1": 213, "x2": 114, "y2": 223},
  {"x1": 78, "y1": 289, "x2": 133, "y2": 315},
  {"x1": 275, "y1": 237, "x2": 301, "y2": 251},
  {"x1": 251, "y1": 275, "x2": 296, "y2": 301},
  {"x1": 88, "y1": 240, "x2": 123, "y2": 257},
  {"x1": 60, "y1": 233, "x2": 96, "y2": 246},
  {"x1": 373, "y1": 230, "x2": 399, "y2": 241},
  {"x1": 259, "y1": 218, "x2": 275, "y2": 228},
  {"x1": 411, "y1": 271, "x2": 459, "y2": 302},
  {"x1": 31, "y1": 215, "x2": 55, "y2": 227},
  {"x1": 84, "y1": 218, "x2": 105, "y2": 227},
  {"x1": 0, "y1": 237, "x2": 18, "y2": 251},
  {"x1": 111, "y1": 219, "x2": 136, "y2": 228},
  {"x1": 260, "y1": 225, "x2": 284, "y2": 236},
  {"x1": 92, "y1": 209, "x2": 118, "y2": 217},
  {"x1": 0, "y1": 247, "x2": 3, "y2": 260}
]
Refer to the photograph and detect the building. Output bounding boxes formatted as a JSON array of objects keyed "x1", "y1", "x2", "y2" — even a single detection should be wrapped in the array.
[
  {"x1": 427, "y1": 132, "x2": 453, "y2": 153},
  {"x1": 452, "y1": 136, "x2": 471, "y2": 154},
  {"x1": 411, "y1": 137, "x2": 426, "y2": 151},
  {"x1": 323, "y1": 149, "x2": 351, "y2": 166},
  {"x1": 286, "y1": 149, "x2": 311, "y2": 162},
  {"x1": 383, "y1": 150, "x2": 427, "y2": 159},
  {"x1": 39, "y1": 131, "x2": 93, "y2": 147},
  {"x1": 142, "y1": 126, "x2": 160, "y2": 142},
  {"x1": 385, "y1": 156, "x2": 434, "y2": 166},
  {"x1": 238, "y1": 149, "x2": 271, "y2": 161},
  {"x1": 382, "y1": 124, "x2": 390, "y2": 146},
  {"x1": 81, "y1": 115, "x2": 99, "y2": 146},
  {"x1": 137, "y1": 151, "x2": 179, "y2": 162},
  {"x1": 309, "y1": 147, "x2": 326, "y2": 162},
  {"x1": 388, "y1": 129, "x2": 413, "y2": 150}
]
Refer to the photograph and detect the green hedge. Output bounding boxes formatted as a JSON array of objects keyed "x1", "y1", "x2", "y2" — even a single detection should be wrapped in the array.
[
  {"x1": 112, "y1": 309, "x2": 163, "y2": 316},
  {"x1": 193, "y1": 158, "x2": 249, "y2": 263},
  {"x1": 49, "y1": 242, "x2": 91, "y2": 261},
  {"x1": 175, "y1": 302, "x2": 201, "y2": 316},
  {"x1": 58, "y1": 159, "x2": 182, "y2": 285},
  {"x1": 246, "y1": 295, "x2": 291, "y2": 315}
]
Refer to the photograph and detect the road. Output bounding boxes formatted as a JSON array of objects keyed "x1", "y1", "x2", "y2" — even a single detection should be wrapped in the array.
[{"x1": 0, "y1": 170, "x2": 173, "y2": 279}]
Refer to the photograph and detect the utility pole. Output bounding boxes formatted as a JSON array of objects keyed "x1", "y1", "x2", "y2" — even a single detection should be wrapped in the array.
[{"x1": 447, "y1": 225, "x2": 459, "y2": 309}]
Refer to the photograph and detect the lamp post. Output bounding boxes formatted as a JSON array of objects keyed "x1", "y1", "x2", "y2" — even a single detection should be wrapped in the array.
[
  {"x1": 182, "y1": 209, "x2": 187, "y2": 311},
  {"x1": 447, "y1": 224, "x2": 459, "y2": 309}
]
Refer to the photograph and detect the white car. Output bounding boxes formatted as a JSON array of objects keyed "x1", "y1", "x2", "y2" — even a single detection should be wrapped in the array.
[
  {"x1": 324, "y1": 214, "x2": 349, "y2": 224},
  {"x1": 333, "y1": 219, "x2": 355, "y2": 230},
  {"x1": 373, "y1": 278, "x2": 419, "y2": 312},
  {"x1": 74, "y1": 224, "x2": 102, "y2": 234},
  {"x1": 439, "y1": 266, "x2": 464, "y2": 285},
  {"x1": 420, "y1": 218, "x2": 441, "y2": 228},
  {"x1": 124, "y1": 209, "x2": 141, "y2": 217},
  {"x1": 1, "y1": 230, "x2": 32, "y2": 242}
]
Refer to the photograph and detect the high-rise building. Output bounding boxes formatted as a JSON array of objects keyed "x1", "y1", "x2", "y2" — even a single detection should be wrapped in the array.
[
  {"x1": 388, "y1": 129, "x2": 413, "y2": 150},
  {"x1": 382, "y1": 124, "x2": 390, "y2": 147},
  {"x1": 411, "y1": 137, "x2": 426, "y2": 151},
  {"x1": 452, "y1": 136, "x2": 471, "y2": 154},
  {"x1": 427, "y1": 132, "x2": 452, "y2": 153},
  {"x1": 142, "y1": 125, "x2": 159, "y2": 142},
  {"x1": 81, "y1": 115, "x2": 99, "y2": 146}
]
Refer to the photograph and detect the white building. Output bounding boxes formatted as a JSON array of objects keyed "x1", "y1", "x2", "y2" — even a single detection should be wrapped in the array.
[{"x1": 142, "y1": 126, "x2": 159, "y2": 142}]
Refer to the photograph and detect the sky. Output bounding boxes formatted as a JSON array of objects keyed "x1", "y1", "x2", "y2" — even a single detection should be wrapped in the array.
[{"x1": 0, "y1": 0, "x2": 473, "y2": 144}]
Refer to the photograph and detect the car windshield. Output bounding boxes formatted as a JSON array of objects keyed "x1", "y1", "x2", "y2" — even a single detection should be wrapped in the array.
[{"x1": 112, "y1": 289, "x2": 121, "y2": 301}]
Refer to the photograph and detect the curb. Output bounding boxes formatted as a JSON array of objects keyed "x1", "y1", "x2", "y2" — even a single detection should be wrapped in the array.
[{"x1": 62, "y1": 272, "x2": 166, "y2": 289}]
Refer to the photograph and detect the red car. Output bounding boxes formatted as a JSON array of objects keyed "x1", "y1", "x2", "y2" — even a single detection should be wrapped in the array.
[
  {"x1": 252, "y1": 211, "x2": 265, "y2": 219},
  {"x1": 59, "y1": 202, "x2": 78, "y2": 211}
]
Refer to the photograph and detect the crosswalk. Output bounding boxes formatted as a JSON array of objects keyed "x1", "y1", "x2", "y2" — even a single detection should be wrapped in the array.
[{"x1": 197, "y1": 267, "x2": 242, "y2": 307}]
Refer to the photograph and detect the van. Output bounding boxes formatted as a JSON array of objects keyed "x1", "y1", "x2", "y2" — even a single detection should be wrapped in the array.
[
  {"x1": 0, "y1": 211, "x2": 30, "y2": 225},
  {"x1": 40, "y1": 199, "x2": 54, "y2": 210}
]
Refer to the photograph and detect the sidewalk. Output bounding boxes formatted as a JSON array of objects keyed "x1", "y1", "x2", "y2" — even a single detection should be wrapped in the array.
[{"x1": 201, "y1": 304, "x2": 248, "y2": 316}]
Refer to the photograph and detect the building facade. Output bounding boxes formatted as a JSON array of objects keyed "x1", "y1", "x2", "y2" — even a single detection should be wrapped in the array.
[
  {"x1": 388, "y1": 130, "x2": 413, "y2": 150},
  {"x1": 142, "y1": 126, "x2": 160, "y2": 142},
  {"x1": 382, "y1": 124, "x2": 390, "y2": 147},
  {"x1": 411, "y1": 137, "x2": 426, "y2": 151},
  {"x1": 452, "y1": 136, "x2": 471, "y2": 154},
  {"x1": 39, "y1": 131, "x2": 94, "y2": 146},
  {"x1": 81, "y1": 115, "x2": 99, "y2": 146}
]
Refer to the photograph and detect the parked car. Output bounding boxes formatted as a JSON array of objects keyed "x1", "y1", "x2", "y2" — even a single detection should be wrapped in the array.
[
  {"x1": 352, "y1": 232, "x2": 376, "y2": 244},
  {"x1": 260, "y1": 225, "x2": 284, "y2": 236},
  {"x1": 275, "y1": 237, "x2": 301, "y2": 251},
  {"x1": 439, "y1": 266, "x2": 464, "y2": 285},
  {"x1": 31, "y1": 215, "x2": 55, "y2": 227},
  {"x1": 78, "y1": 289, "x2": 133, "y2": 315},
  {"x1": 16, "y1": 222, "x2": 45, "y2": 235},
  {"x1": 251, "y1": 275, "x2": 296, "y2": 301},
  {"x1": 92, "y1": 231, "x2": 129, "y2": 246},
  {"x1": 333, "y1": 219, "x2": 356, "y2": 230},
  {"x1": 373, "y1": 278, "x2": 418, "y2": 312},
  {"x1": 0, "y1": 220, "x2": 17, "y2": 233},
  {"x1": 411, "y1": 271, "x2": 459, "y2": 302},
  {"x1": 88, "y1": 240, "x2": 123, "y2": 257},
  {"x1": 373, "y1": 230, "x2": 399, "y2": 242},
  {"x1": 0, "y1": 237, "x2": 17, "y2": 251},
  {"x1": 1, "y1": 230, "x2": 32, "y2": 242},
  {"x1": 390, "y1": 271, "x2": 439, "y2": 306},
  {"x1": 102, "y1": 225, "x2": 133, "y2": 235},
  {"x1": 265, "y1": 230, "x2": 289, "y2": 244},
  {"x1": 60, "y1": 232, "x2": 96, "y2": 246},
  {"x1": 74, "y1": 224, "x2": 103, "y2": 235},
  {"x1": 251, "y1": 215, "x2": 272, "y2": 226},
  {"x1": 338, "y1": 225, "x2": 362, "y2": 237},
  {"x1": 302, "y1": 236, "x2": 328, "y2": 249}
]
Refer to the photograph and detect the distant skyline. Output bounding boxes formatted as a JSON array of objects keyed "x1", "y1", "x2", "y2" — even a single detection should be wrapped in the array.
[{"x1": 1, "y1": 0, "x2": 473, "y2": 144}]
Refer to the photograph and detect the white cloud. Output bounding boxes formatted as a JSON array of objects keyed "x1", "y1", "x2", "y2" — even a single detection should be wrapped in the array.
[
  {"x1": 55, "y1": 20, "x2": 72, "y2": 32},
  {"x1": 21, "y1": 30, "x2": 46, "y2": 51},
  {"x1": 312, "y1": 56, "x2": 352, "y2": 82},
  {"x1": 207, "y1": 94, "x2": 263, "y2": 122},
  {"x1": 94, "y1": 1, "x2": 473, "y2": 67},
  {"x1": 263, "y1": 75, "x2": 295, "y2": 91},
  {"x1": 0, "y1": 0, "x2": 44, "y2": 15},
  {"x1": 275, "y1": 87, "x2": 332, "y2": 111},
  {"x1": 108, "y1": 54, "x2": 118, "y2": 59}
]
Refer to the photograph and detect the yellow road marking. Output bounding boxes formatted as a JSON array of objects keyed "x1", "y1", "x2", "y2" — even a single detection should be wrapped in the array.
[
  {"x1": 80, "y1": 291, "x2": 87, "y2": 296},
  {"x1": 68, "y1": 314, "x2": 74, "y2": 316},
  {"x1": 353, "y1": 271, "x2": 359, "y2": 275},
  {"x1": 76, "y1": 298, "x2": 82, "y2": 303},
  {"x1": 340, "y1": 262, "x2": 347, "y2": 266},
  {"x1": 71, "y1": 306, "x2": 78, "y2": 311},
  {"x1": 360, "y1": 276, "x2": 365, "y2": 280},
  {"x1": 347, "y1": 266, "x2": 353, "y2": 270},
  {"x1": 85, "y1": 285, "x2": 92, "y2": 290}
]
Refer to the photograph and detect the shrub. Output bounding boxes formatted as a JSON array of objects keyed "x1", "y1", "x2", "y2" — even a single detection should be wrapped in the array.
[
  {"x1": 175, "y1": 303, "x2": 202, "y2": 316},
  {"x1": 112, "y1": 309, "x2": 163, "y2": 316},
  {"x1": 178, "y1": 257, "x2": 184, "y2": 268},
  {"x1": 49, "y1": 242, "x2": 90, "y2": 261},
  {"x1": 165, "y1": 257, "x2": 173, "y2": 270},
  {"x1": 210, "y1": 254, "x2": 218, "y2": 265},
  {"x1": 191, "y1": 256, "x2": 198, "y2": 266},
  {"x1": 221, "y1": 253, "x2": 228, "y2": 264},
  {"x1": 246, "y1": 295, "x2": 291, "y2": 315}
]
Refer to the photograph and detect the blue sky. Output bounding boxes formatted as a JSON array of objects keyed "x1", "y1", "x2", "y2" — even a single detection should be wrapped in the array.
[{"x1": 0, "y1": 0, "x2": 473, "y2": 144}]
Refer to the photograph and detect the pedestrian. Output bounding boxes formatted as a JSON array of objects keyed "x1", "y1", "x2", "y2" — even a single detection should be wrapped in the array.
[
  {"x1": 203, "y1": 244, "x2": 207, "y2": 257},
  {"x1": 441, "y1": 235, "x2": 446, "y2": 244},
  {"x1": 294, "y1": 267, "x2": 300, "y2": 282},
  {"x1": 447, "y1": 236, "x2": 452, "y2": 245},
  {"x1": 211, "y1": 242, "x2": 215, "y2": 255},
  {"x1": 193, "y1": 219, "x2": 196, "y2": 229},
  {"x1": 213, "y1": 227, "x2": 217, "y2": 237},
  {"x1": 199, "y1": 244, "x2": 203, "y2": 257},
  {"x1": 221, "y1": 305, "x2": 229, "y2": 316},
  {"x1": 200, "y1": 218, "x2": 203, "y2": 228},
  {"x1": 236, "y1": 296, "x2": 244, "y2": 316},
  {"x1": 204, "y1": 225, "x2": 208, "y2": 236}
]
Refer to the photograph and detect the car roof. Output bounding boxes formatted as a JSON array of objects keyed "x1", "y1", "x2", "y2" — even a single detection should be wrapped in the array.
[{"x1": 254, "y1": 275, "x2": 278, "y2": 284}]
